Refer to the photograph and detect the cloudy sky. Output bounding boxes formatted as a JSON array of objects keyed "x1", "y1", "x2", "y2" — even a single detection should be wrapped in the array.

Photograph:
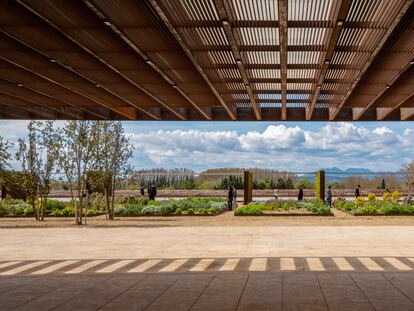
[{"x1": 1, "y1": 120, "x2": 413, "y2": 172}]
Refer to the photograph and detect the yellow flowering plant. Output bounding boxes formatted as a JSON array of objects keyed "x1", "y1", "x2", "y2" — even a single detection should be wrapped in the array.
[
  {"x1": 382, "y1": 192, "x2": 390, "y2": 202},
  {"x1": 354, "y1": 196, "x2": 365, "y2": 207},
  {"x1": 367, "y1": 193, "x2": 376, "y2": 201}
]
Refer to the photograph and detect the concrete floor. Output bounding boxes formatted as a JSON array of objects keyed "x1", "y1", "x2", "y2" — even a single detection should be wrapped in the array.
[{"x1": 1, "y1": 218, "x2": 414, "y2": 310}]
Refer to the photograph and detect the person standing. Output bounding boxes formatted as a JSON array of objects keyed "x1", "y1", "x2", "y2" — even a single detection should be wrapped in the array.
[
  {"x1": 227, "y1": 183, "x2": 234, "y2": 211},
  {"x1": 326, "y1": 185, "x2": 332, "y2": 207},
  {"x1": 273, "y1": 187, "x2": 279, "y2": 200},
  {"x1": 149, "y1": 183, "x2": 157, "y2": 201},
  {"x1": 355, "y1": 185, "x2": 361, "y2": 198},
  {"x1": 298, "y1": 186, "x2": 304, "y2": 201},
  {"x1": 232, "y1": 185, "x2": 238, "y2": 210},
  {"x1": 140, "y1": 184, "x2": 145, "y2": 197}
]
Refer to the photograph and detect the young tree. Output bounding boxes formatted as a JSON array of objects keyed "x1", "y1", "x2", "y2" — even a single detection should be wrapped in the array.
[
  {"x1": 0, "y1": 136, "x2": 13, "y2": 197},
  {"x1": 15, "y1": 121, "x2": 56, "y2": 220},
  {"x1": 405, "y1": 161, "x2": 414, "y2": 189},
  {"x1": 52, "y1": 121, "x2": 98, "y2": 225},
  {"x1": 92, "y1": 121, "x2": 133, "y2": 220}
]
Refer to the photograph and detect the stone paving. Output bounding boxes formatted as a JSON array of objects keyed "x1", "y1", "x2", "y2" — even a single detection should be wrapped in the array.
[{"x1": 1, "y1": 222, "x2": 414, "y2": 310}]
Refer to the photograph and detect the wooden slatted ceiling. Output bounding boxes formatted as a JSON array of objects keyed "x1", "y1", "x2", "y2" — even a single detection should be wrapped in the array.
[{"x1": 0, "y1": 0, "x2": 412, "y2": 121}]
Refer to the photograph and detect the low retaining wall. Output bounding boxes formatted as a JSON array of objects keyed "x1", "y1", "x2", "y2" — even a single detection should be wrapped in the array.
[{"x1": 3, "y1": 189, "x2": 410, "y2": 198}]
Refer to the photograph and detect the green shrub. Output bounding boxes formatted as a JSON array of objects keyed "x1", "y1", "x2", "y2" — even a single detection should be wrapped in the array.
[
  {"x1": 187, "y1": 208, "x2": 194, "y2": 215},
  {"x1": 198, "y1": 208, "x2": 207, "y2": 214},
  {"x1": 51, "y1": 209, "x2": 63, "y2": 216},
  {"x1": 142, "y1": 205, "x2": 159, "y2": 214},
  {"x1": 0, "y1": 205, "x2": 7, "y2": 217},
  {"x1": 86, "y1": 209, "x2": 100, "y2": 216},
  {"x1": 44, "y1": 199, "x2": 65, "y2": 212},
  {"x1": 235, "y1": 205, "x2": 262, "y2": 216},
  {"x1": 355, "y1": 205, "x2": 377, "y2": 215},
  {"x1": 175, "y1": 207, "x2": 182, "y2": 215},
  {"x1": 62, "y1": 206, "x2": 75, "y2": 216},
  {"x1": 125, "y1": 204, "x2": 144, "y2": 216},
  {"x1": 123, "y1": 195, "x2": 149, "y2": 206},
  {"x1": 114, "y1": 206, "x2": 128, "y2": 215},
  {"x1": 210, "y1": 202, "x2": 227, "y2": 213},
  {"x1": 24, "y1": 206, "x2": 34, "y2": 215},
  {"x1": 159, "y1": 204, "x2": 174, "y2": 215},
  {"x1": 13, "y1": 205, "x2": 25, "y2": 216},
  {"x1": 207, "y1": 207, "x2": 216, "y2": 214}
]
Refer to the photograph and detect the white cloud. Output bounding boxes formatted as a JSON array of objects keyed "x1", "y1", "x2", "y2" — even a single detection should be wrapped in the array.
[
  {"x1": 1, "y1": 120, "x2": 413, "y2": 171},
  {"x1": 128, "y1": 122, "x2": 414, "y2": 171}
]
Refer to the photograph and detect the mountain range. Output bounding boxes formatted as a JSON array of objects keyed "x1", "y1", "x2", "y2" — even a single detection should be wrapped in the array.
[{"x1": 300, "y1": 167, "x2": 397, "y2": 182}]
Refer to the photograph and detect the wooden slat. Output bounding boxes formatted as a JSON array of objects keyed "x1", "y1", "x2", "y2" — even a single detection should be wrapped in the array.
[
  {"x1": 278, "y1": 0, "x2": 288, "y2": 120},
  {"x1": 148, "y1": 0, "x2": 237, "y2": 120},
  {"x1": 213, "y1": 0, "x2": 261, "y2": 120},
  {"x1": 306, "y1": 0, "x2": 352, "y2": 120},
  {"x1": 330, "y1": 0, "x2": 414, "y2": 120}
]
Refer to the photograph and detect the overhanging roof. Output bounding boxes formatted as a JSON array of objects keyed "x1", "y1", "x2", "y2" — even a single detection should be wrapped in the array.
[{"x1": 0, "y1": 0, "x2": 413, "y2": 121}]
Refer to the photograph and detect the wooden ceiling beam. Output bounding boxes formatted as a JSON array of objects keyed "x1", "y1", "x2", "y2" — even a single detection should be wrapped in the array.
[
  {"x1": 148, "y1": 0, "x2": 237, "y2": 121},
  {"x1": 354, "y1": 62, "x2": 414, "y2": 121},
  {"x1": 330, "y1": 0, "x2": 414, "y2": 121},
  {"x1": 278, "y1": 0, "x2": 288, "y2": 121},
  {"x1": 0, "y1": 77, "x2": 105, "y2": 120},
  {"x1": 0, "y1": 90, "x2": 83, "y2": 120},
  {"x1": 379, "y1": 92, "x2": 414, "y2": 120},
  {"x1": 78, "y1": 0, "x2": 204, "y2": 120},
  {"x1": 306, "y1": 0, "x2": 352, "y2": 121},
  {"x1": 1, "y1": 20, "x2": 161, "y2": 121},
  {"x1": 0, "y1": 104, "x2": 37, "y2": 119},
  {"x1": 0, "y1": 35, "x2": 140, "y2": 121},
  {"x1": 213, "y1": 0, "x2": 261, "y2": 120}
]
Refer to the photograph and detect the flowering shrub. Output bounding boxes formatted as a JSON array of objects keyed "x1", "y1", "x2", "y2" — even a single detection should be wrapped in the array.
[
  {"x1": 335, "y1": 194, "x2": 414, "y2": 215},
  {"x1": 382, "y1": 192, "x2": 391, "y2": 202},
  {"x1": 367, "y1": 193, "x2": 376, "y2": 201},
  {"x1": 354, "y1": 197, "x2": 365, "y2": 207},
  {"x1": 391, "y1": 191, "x2": 403, "y2": 202}
]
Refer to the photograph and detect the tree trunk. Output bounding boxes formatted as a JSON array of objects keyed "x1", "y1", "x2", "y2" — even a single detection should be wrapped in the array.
[
  {"x1": 32, "y1": 195, "x2": 38, "y2": 221},
  {"x1": 104, "y1": 189, "x2": 109, "y2": 220},
  {"x1": 110, "y1": 178, "x2": 116, "y2": 220}
]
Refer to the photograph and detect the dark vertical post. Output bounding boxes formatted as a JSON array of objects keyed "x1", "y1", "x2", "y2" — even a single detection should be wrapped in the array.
[
  {"x1": 315, "y1": 170, "x2": 325, "y2": 201},
  {"x1": 244, "y1": 170, "x2": 253, "y2": 205}
]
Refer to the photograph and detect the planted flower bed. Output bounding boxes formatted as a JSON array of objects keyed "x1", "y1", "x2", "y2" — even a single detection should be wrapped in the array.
[
  {"x1": 235, "y1": 200, "x2": 332, "y2": 216},
  {"x1": 0, "y1": 196, "x2": 228, "y2": 218},
  {"x1": 334, "y1": 191, "x2": 414, "y2": 215},
  {"x1": 0, "y1": 195, "x2": 106, "y2": 218},
  {"x1": 114, "y1": 197, "x2": 227, "y2": 216}
]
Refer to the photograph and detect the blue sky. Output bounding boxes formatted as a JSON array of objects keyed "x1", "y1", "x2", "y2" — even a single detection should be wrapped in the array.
[{"x1": 1, "y1": 120, "x2": 414, "y2": 172}]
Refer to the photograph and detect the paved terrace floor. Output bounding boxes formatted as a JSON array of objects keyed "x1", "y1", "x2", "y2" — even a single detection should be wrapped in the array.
[{"x1": 1, "y1": 212, "x2": 414, "y2": 310}]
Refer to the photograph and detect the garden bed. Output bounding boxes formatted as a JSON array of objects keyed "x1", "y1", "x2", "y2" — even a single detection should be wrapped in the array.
[
  {"x1": 114, "y1": 197, "x2": 227, "y2": 217},
  {"x1": 235, "y1": 200, "x2": 332, "y2": 216},
  {"x1": 334, "y1": 192, "x2": 414, "y2": 216}
]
